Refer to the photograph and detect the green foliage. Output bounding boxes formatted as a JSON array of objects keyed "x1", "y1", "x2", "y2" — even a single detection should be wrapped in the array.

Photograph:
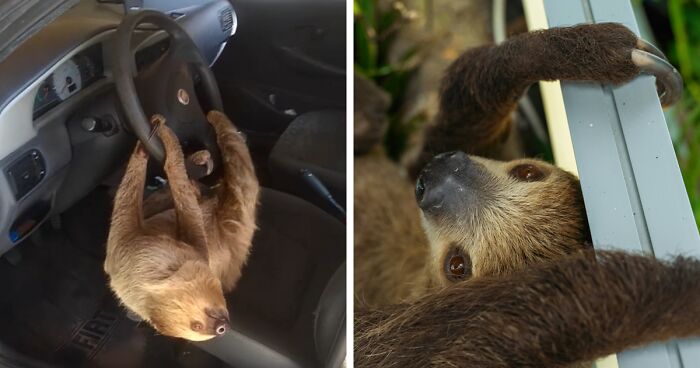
[
  {"x1": 667, "y1": 0, "x2": 700, "y2": 227},
  {"x1": 354, "y1": 0, "x2": 425, "y2": 160}
]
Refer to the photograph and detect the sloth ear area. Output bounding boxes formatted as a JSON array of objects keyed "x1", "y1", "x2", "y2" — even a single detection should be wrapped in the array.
[
  {"x1": 142, "y1": 259, "x2": 206, "y2": 292},
  {"x1": 166, "y1": 259, "x2": 212, "y2": 283},
  {"x1": 140, "y1": 262, "x2": 185, "y2": 293}
]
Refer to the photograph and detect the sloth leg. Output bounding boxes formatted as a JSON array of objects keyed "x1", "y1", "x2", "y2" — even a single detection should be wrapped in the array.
[
  {"x1": 355, "y1": 251, "x2": 700, "y2": 368},
  {"x1": 153, "y1": 116, "x2": 209, "y2": 259},
  {"x1": 207, "y1": 110, "x2": 259, "y2": 290},
  {"x1": 408, "y1": 23, "x2": 644, "y2": 177},
  {"x1": 107, "y1": 142, "x2": 148, "y2": 245}
]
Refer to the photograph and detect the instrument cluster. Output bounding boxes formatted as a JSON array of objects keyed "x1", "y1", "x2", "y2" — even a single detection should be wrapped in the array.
[{"x1": 33, "y1": 44, "x2": 104, "y2": 119}]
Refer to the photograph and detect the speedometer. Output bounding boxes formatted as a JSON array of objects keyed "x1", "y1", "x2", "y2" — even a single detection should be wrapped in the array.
[
  {"x1": 32, "y1": 44, "x2": 104, "y2": 119},
  {"x1": 52, "y1": 60, "x2": 82, "y2": 101}
]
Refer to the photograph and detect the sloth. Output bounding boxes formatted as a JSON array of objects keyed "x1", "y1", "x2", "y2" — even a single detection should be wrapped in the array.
[
  {"x1": 354, "y1": 23, "x2": 700, "y2": 367},
  {"x1": 105, "y1": 111, "x2": 259, "y2": 341}
]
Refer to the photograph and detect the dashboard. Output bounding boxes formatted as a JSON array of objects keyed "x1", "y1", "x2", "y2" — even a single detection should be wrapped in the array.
[{"x1": 31, "y1": 38, "x2": 171, "y2": 120}]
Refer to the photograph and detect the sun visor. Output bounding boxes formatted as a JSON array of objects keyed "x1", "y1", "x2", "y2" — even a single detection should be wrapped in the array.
[{"x1": 0, "y1": 0, "x2": 79, "y2": 64}]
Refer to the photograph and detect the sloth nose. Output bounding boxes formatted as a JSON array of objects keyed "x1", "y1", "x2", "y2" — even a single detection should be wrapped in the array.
[
  {"x1": 416, "y1": 151, "x2": 474, "y2": 215},
  {"x1": 206, "y1": 307, "x2": 231, "y2": 336},
  {"x1": 215, "y1": 320, "x2": 229, "y2": 335}
]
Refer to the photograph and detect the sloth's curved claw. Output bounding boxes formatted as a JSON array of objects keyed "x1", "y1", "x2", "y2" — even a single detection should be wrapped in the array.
[
  {"x1": 148, "y1": 114, "x2": 166, "y2": 141},
  {"x1": 631, "y1": 48, "x2": 683, "y2": 108},
  {"x1": 187, "y1": 150, "x2": 214, "y2": 177},
  {"x1": 636, "y1": 38, "x2": 669, "y2": 62}
]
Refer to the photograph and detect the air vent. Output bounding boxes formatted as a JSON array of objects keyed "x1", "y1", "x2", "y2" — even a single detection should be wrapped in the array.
[{"x1": 219, "y1": 8, "x2": 234, "y2": 33}]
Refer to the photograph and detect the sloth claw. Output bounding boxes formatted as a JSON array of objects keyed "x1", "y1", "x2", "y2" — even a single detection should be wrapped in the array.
[
  {"x1": 631, "y1": 40, "x2": 683, "y2": 107},
  {"x1": 636, "y1": 38, "x2": 669, "y2": 62},
  {"x1": 148, "y1": 114, "x2": 166, "y2": 141},
  {"x1": 187, "y1": 150, "x2": 214, "y2": 176}
]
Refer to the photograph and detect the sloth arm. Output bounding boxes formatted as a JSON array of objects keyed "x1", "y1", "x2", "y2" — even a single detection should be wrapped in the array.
[
  {"x1": 206, "y1": 111, "x2": 259, "y2": 235},
  {"x1": 155, "y1": 123, "x2": 209, "y2": 259},
  {"x1": 142, "y1": 151, "x2": 210, "y2": 220},
  {"x1": 107, "y1": 143, "x2": 148, "y2": 246},
  {"x1": 355, "y1": 251, "x2": 700, "y2": 368},
  {"x1": 407, "y1": 23, "x2": 641, "y2": 177}
]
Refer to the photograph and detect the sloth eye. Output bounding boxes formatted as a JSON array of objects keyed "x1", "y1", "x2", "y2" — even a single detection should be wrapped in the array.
[
  {"x1": 509, "y1": 164, "x2": 545, "y2": 182},
  {"x1": 191, "y1": 321, "x2": 204, "y2": 332},
  {"x1": 444, "y1": 247, "x2": 471, "y2": 282}
]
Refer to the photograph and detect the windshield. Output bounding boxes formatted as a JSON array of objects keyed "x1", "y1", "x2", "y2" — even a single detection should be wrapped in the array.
[{"x1": 0, "y1": 0, "x2": 79, "y2": 64}]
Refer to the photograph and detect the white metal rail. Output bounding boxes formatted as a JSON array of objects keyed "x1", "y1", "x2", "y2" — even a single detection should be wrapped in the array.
[{"x1": 523, "y1": 0, "x2": 700, "y2": 367}]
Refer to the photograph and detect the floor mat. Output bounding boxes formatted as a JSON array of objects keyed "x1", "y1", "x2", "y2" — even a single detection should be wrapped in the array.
[{"x1": 0, "y1": 187, "x2": 226, "y2": 368}]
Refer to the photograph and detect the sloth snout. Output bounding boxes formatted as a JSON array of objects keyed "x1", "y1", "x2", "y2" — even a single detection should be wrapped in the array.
[
  {"x1": 416, "y1": 151, "x2": 478, "y2": 217},
  {"x1": 215, "y1": 320, "x2": 230, "y2": 335},
  {"x1": 206, "y1": 307, "x2": 231, "y2": 336}
]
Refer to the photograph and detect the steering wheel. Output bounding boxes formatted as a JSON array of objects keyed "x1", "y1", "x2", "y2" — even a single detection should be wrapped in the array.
[{"x1": 113, "y1": 10, "x2": 224, "y2": 171}]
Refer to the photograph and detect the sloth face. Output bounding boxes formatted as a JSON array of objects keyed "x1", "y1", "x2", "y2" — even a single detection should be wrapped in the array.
[
  {"x1": 415, "y1": 151, "x2": 590, "y2": 287},
  {"x1": 147, "y1": 260, "x2": 231, "y2": 341}
]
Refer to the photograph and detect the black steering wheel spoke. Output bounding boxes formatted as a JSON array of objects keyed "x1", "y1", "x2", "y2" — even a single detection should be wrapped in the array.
[{"x1": 113, "y1": 10, "x2": 224, "y2": 169}]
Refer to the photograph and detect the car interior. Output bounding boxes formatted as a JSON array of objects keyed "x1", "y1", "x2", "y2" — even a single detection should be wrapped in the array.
[{"x1": 0, "y1": 1, "x2": 346, "y2": 368}]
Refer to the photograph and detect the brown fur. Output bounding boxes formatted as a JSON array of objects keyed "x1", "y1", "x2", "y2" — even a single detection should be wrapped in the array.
[
  {"x1": 356, "y1": 251, "x2": 700, "y2": 367},
  {"x1": 354, "y1": 23, "x2": 696, "y2": 366},
  {"x1": 104, "y1": 111, "x2": 259, "y2": 341},
  {"x1": 354, "y1": 75, "x2": 391, "y2": 155},
  {"x1": 406, "y1": 23, "x2": 640, "y2": 177},
  {"x1": 355, "y1": 150, "x2": 430, "y2": 306}
]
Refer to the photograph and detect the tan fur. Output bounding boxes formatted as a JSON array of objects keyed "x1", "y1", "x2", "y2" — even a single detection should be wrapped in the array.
[
  {"x1": 104, "y1": 111, "x2": 259, "y2": 341},
  {"x1": 421, "y1": 157, "x2": 589, "y2": 288}
]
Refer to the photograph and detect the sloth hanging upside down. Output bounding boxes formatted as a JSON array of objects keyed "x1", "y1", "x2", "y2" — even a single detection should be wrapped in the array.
[
  {"x1": 354, "y1": 23, "x2": 700, "y2": 367},
  {"x1": 104, "y1": 111, "x2": 259, "y2": 341}
]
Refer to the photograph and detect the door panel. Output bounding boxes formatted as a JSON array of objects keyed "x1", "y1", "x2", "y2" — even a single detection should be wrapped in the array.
[{"x1": 215, "y1": 0, "x2": 346, "y2": 147}]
